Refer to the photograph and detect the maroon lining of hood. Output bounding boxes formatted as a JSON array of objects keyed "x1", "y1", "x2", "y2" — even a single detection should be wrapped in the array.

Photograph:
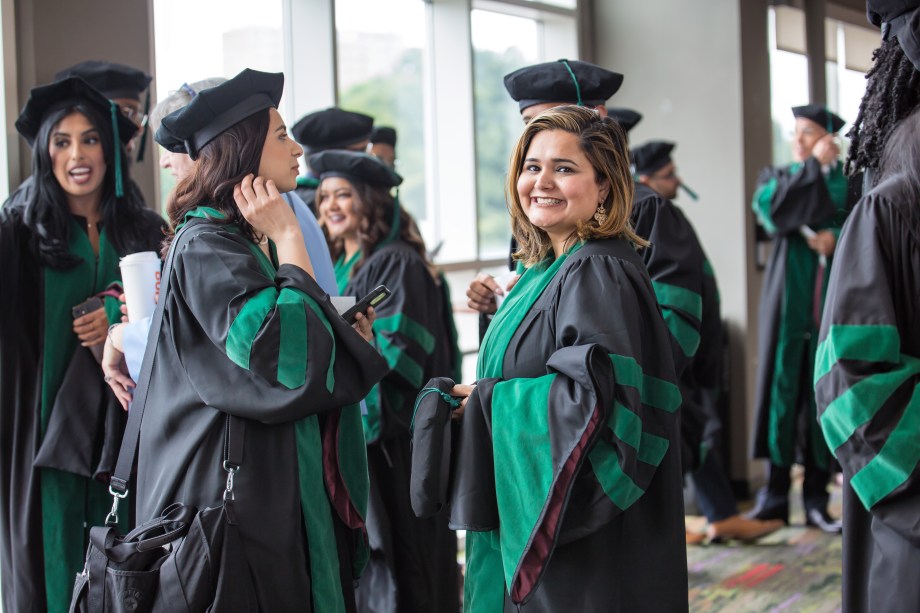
[{"x1": 322, "y1": 409, "x2": 364, "y2": 530}]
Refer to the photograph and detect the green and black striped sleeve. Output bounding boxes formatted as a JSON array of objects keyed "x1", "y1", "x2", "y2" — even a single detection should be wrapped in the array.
[
  {"x1": 815, "y1": 193, "x2": 920, "y2": 542},
  {"x1": 456, "y1": 251, "x2": 681, "y2": 605},
  {"x1": 752, "y1": 159, "x2": 839, "y2": 235},
  {"x1": 632, "y1": 191, "x2": 704, "y2": 372},
  {"x1": 173, "y1": 227, "x2": 388, "y2": 423}
]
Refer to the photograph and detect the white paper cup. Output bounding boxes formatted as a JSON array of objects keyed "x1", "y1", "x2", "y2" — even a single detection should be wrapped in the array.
[
  {"x1": 331, "y1": 296, "x2": 356, "y2": 315},
  {"x1": 120, "y1": 251, "x2": 161, "y2": 322}
]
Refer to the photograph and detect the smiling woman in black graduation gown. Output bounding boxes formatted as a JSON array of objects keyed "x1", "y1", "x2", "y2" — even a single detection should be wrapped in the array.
[
  {"x1": 313, "y1": 150, "x2": 461, "y2": 613},
  {"x1": 0, "y1": 77, "x2": 165, "y2": 613},
  {"x1": 415, "y1": 106, "x2": 687, "y2": 612},
  {"x1": 138, "y1": 69, "x2": 388, "y2": 612}
]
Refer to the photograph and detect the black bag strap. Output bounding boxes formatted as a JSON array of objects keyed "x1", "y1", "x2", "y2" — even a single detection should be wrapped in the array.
[{"x1": 108, "y1": 221, "x2": 244, "y2": 506}]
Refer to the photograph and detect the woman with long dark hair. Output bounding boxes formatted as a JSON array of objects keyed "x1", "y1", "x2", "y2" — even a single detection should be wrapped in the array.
[
  {"x1": 411, "y1": 106, "x2": 687, "y2": 611},
  {"x1": 313, "y1": 150, "x2": 461, "y2": 613},
  {"x1": 815, "y1": 3, "x2": 920, "y2": 610},
  {"x1": 0, "y1": 77, "x2": 165, "y2": 613},
  {"x1": 136, "y1": 69, "x2": 387, "y2": 611}
]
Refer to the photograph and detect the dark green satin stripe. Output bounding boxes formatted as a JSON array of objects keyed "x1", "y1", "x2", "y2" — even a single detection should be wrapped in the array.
[
  {"x1": 374, "y1": 313, "x2": 436, "y2": 355},
  {"x1": 814, "y1": 323, "x2": 901, "y2": 383},
  {"x1": 651, "y1": 280, "x2": 702, "y2": 320},
  {"x1": 661, "y1": 308, "x2": 701, "y2": 358},
  {"x1": 226, "y1": 287, "x2": 278, "y2": 370},
  {"x1": 606, "y1": 401, "x2": 670, "y2": 468},
  {"x1": 296, "y1": 288, "x2": 336, "y2": 393},
  {"x1": 819, "y1": 354, "x2": 920, "y2": 452},
  {"x1": 588, "y1": 444, "x2": 645, "y2": 511},
  {"x1": 276, "y1": 288, "x2": 308, "y2": 389},
  {"x1": 377, "y1": 334, "x2": 425, "y2": 388},
  {"x1": 608, "y1": 353, "x2": 681, "y2": 413},
  {"x1": 850, "y1": 383, "x2": 920, "y2": 509}
]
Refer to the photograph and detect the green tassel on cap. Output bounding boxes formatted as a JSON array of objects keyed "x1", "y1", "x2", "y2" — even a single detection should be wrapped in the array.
[
  {"x1": 380, "y1": 190, "x2": 401, "y2": 248},
  {"x1": 558, "y1": 59, "x2": 583, "y2": 106},
  {"x1": 109, "y1": 100, "x2": 124, "y2": 198}
]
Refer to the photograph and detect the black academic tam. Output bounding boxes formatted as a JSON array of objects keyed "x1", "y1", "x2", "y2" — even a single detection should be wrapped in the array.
[
  {"x1": 503, "y1": 59, "x2": 623, "y2": 111},
  {"x1": 792, "y1": 104, "x2": 845, "y2": 134},
  {"x1": 632, "y1": 141, "x2": 675, "y2": 176},
  {"x1": 292, "y1": 107, "x2": 374, "y2": 153},
  {"x1": 310, "y1": 150, "x2": 403, "y2": 188},
  {"x1": 54, "y1": 60, "x2": 151, "y2": 101}
]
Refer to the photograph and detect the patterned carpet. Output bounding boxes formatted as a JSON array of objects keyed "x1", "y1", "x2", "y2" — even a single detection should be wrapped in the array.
[{"x1": 686, "y1": 477, "x2": 844, "y2": 612}]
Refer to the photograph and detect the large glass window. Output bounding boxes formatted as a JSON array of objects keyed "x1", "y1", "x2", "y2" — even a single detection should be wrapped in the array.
[
  {"x1": 472, "y1": 9, "x2": 539, "y2": 260},
  {"x1": 152, "y1": 0, "x2": 286, "y2": 204},
  {"x1": 335, "y1": 0, "x2": 428, "y2": 229},
  {"x1": 768, "y1": 6, "x2": 810, "y2": 167}
]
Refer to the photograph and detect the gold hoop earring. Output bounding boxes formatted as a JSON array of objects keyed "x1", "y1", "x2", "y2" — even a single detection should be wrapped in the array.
[{"x1": 594, "y1": 205, "x2": 607, "y2": 225}]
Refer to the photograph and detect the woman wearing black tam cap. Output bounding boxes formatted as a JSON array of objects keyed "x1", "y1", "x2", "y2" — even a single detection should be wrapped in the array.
[
  {"x1": 136, "y1": 69, "x2": 389, "y2": 611},
  {"x1": 0, "y1": 76, "x2": 165, "y2": 613},
  {"x1": 412, "y1": 106, "x2": 687, "y2": 612},
  {"x1": 815, "y1": 2, "x2": 920, "y2": 610},
  {"x1": 313, "y1": 149, "x2": 461, "y2": 613}
]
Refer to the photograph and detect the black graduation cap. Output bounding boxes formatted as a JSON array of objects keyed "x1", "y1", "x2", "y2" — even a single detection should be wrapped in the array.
[
  {"x1": 607, "y1": 108, "x2": 642, "y2": 133},
  {"x1": 370, "y1": 126, "x2": 397, "y2": 147},
  {"x1": 867, "y1": 0, "x2": 920, "y2": 71},
  {"x1": 292, "y1": 107, "x2": 374, "y2": 154},
  {"x1": 791, "y1": 104, "x2": 846, "y2": 134},
  {"x1": 503, "y1": 59, "x2": 624, "y2": 112},
  {"x1": 631, "y1": 141, "x2": 675, "y2": 175},
  {"x1": 15, "y1": 77, "x2": 137, "y2": 147},
  {"x1": 156, "y1": 68, "x2": 284, "y2": 160},
  {"x1": 54, "y1": 61, "x2": 151, "y2": 101},
  {"x1": 309, "y1": 150, "x2": 403, "y2": 188}
]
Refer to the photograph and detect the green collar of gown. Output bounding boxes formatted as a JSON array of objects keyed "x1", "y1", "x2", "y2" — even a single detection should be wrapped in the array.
[{"x1": 477, "y1": 241, "x2": 584, "y2": 380}]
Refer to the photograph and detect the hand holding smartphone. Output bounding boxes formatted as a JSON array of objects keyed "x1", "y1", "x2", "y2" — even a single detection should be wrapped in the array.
[{"x1": 342, "y1": 285, "x2": 391, "y2": 324}]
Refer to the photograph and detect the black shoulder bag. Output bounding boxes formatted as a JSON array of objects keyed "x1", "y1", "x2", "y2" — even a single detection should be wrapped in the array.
[{"x1": 69, "y1": 223, "x2": 257, "y2": 613}]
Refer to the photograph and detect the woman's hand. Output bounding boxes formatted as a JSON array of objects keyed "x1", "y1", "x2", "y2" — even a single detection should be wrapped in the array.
[
  {"x1": 119, "y1": 293, "x2": 129, "y2": 322},
  {"x1": 101, "y1": 324, "x2": 135, "y2": 411},
  {"x1": 234, "y1": 174, "x2": 301, "y2": 242},
  {"x1": 449, "y1": 383, "x2": 475, "y2": 419},
  {"x1": 73, "y1": 307, "x2": 109, "y2": 346},
  {"x1": 353, "y1": 306, "x2": 376, "y2": 342},
  {"x1": 807, "y1": 230, "x2": 837, "y2": 256}
]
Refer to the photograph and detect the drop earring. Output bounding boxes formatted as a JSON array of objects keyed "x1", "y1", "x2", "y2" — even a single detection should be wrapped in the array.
[{"x1": 594, "y1": 205, "x2": 607, "y2": 224}]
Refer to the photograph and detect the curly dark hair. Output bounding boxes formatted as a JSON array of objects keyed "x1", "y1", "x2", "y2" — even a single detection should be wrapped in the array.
[
  {"x1": 845, "y1": 37, "x2": 920, "y2": 177},
  {"x1": 320, "y1": 180, "x2": 437, "y2": 280}
]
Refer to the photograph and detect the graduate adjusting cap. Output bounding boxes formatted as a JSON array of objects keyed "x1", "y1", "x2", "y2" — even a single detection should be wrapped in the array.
[
  {"x1": 156, "y1": 68, "x2": 284, "y2": 160},
  {"x1": 292, "y1": 107, "x2": 374, "y2": 154},
  {"x1": 54, "y1": 61, "x2": 152, "y2": 101},
  {"x1": 867, "y1": 0, "x2": 920, "y2": 72},
  {"x1": 370, "y1": 125, "x2": 397, "y2": 147},
  {"x1": 631, "y1": 141, "x2": 675, "y2": 175},
  {"x1": 309, "y1": 150, "x2": 403, "y2": 188},
  {"x1": 791, "y1": 104, "x2": 846, "y2": 134},
  {"x1": 503, "y1": 59, "x2": 623, "y2": 112},
  {"x1": 607, "y1": 108, "x2": 642, "y2": 133},
  {"x1": 15, "y1": 76, "x2": 137, "y2": 147}
]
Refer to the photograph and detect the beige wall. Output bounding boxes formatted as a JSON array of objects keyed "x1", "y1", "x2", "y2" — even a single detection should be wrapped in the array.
[
  {"x1": 593, "y1": 0, "x2": 770, "y2": 485},
  {"x1": 8, "y1": 0, "x2": 158, "y2": 209}
]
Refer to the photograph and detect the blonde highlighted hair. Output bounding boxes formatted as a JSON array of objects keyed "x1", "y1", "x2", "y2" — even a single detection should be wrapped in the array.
[{"x1": 507, "y1": 105, "x2": 646, "y2": 266}]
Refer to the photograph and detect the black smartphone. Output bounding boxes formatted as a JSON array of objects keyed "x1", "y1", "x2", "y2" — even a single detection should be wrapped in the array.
[
  {"x1": 342, "y1": 285, "x2": 391, "y2": 324},
  {"x1": 72, "y1": 296, "x2": 104, "y2": 319}
]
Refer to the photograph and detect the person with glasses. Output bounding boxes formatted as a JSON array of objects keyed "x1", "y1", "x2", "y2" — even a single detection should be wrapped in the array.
[
  {"x1": 749, "y1": 105, "x2": 855, "y2": 534},
  {"x1": 632, "y1": 139, "x2": 783, "y2": 544}
]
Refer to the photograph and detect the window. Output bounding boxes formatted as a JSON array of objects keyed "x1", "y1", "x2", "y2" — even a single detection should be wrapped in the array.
[
  {"x1": 335, "y1": 0, "x2": 428, "y2": 226},
  {"x1": 152, "y1": 0, "x2": 286, "y2": 205}
]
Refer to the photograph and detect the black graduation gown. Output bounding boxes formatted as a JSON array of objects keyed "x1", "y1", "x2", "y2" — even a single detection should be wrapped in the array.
[
  {"x1": 136, "y1": 218, "x2": 389, "y2": 612},
  {"x1": 344, "y1": 241, "x2": 460, "y2": 613},
  {"x1": 0, "y1": 204, "x2": 165, "y2": 613},
  {"x1": 428, "y1": 237, "x2": 687, "y2": 612},
  {"x1": 751, "y1": 158, "x2": 849, "y2": 468},
  {"x1": 630, "y1": 184, "x2": 711, "y2": 471},
  {"x1": 814, "y1": 178, "x2": 920, "y2": 612}
]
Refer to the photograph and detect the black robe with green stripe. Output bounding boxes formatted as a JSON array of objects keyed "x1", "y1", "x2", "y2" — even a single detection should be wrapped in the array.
[
  {"x1": 0, "y1": 204, "x2": 165, "y2": 613},
  {"x1": 342, "y1": 240, "x2": 460, "y2": 613},
  {"x1": 450, "y1": 237, "x2": 687, "y2": 612},
  {"x1": 814, "y1": 178, "x2": 920, "y2": 612},
  {"x1": 752, "y1": 158, "x2": 850, "y2": 468},
  {"x1": 630, "y1": 184, "x2": 712, "y2": 470},
  {"x1": 135, "y1": 216, "x2": 389, "y2": 613}
]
